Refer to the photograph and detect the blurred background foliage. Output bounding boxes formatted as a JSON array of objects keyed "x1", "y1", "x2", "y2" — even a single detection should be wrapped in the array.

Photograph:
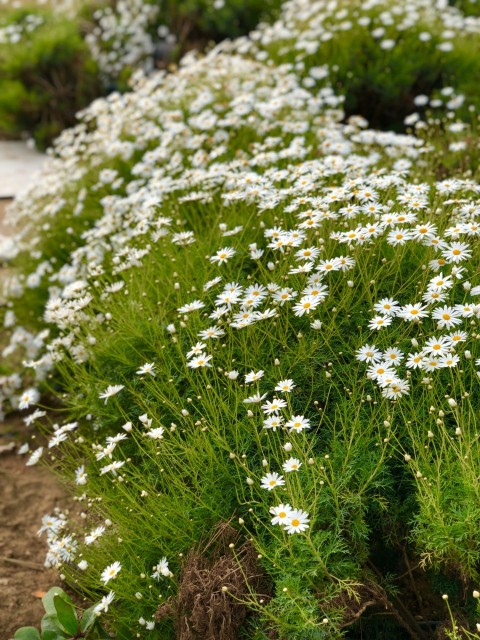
[{"x1": 0, "y1": 0, "x2": 479, "y2": 147}]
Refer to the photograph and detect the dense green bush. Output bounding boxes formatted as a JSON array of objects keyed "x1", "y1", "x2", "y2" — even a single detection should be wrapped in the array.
[
  {"x1": 158, "y1": 0, "x2": 284, "y2": 44},
  {"x1": 0, "y1": 7, "x2": 101, "y2": 148}
]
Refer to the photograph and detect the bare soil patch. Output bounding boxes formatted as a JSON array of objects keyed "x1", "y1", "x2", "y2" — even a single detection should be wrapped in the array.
[{"x1": 0, "y1": 415, "x2": 71, "y2": 638}]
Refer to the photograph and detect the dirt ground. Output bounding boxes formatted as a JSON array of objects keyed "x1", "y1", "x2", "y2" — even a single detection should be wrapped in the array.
[
  {"x1": 1, "y1": 198, "x2": 72, "y2": 638},
  {"x1": 0, "y1": 416, "x2": 72, "y2": 638}
]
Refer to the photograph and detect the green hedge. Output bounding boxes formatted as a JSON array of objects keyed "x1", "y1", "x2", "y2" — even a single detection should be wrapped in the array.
[{"x1": 0, "y1": 7, "x2": 101, "y2": 149}]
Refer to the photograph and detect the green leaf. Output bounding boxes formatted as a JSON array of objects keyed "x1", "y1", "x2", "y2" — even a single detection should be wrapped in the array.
[
  {"x1": 80, "y1": 605, "x2": 98, "y2": 633},
  {"x1": 91, "y1": 621, "x2": 111, "y2": 639},
  {"x1": 41, "y1": 631, "x2": 67, "y2": 640},
  {"x1": 42, "y1": 587, "x2": 72, "y2": 617},
  {"x1": 40, "y1": 615, "x2": 66, "y2": 640},
  {"x1": 53, "y1": 595, "x2": 78, "y2": 636},
  {"x1": 13, "y1": 628, "x2": 40, "y2": 640}
]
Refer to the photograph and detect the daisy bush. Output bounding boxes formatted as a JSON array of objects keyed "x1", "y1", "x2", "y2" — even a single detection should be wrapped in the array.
[
  {"x1": 233, "y1": 0, "x2": 480, "y2": 128},
  {"x1": 3, "y1": 0, "x2": 480, "y2": 638}
]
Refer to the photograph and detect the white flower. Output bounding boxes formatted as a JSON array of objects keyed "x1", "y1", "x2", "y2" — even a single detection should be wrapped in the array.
[
  {"x1": 187, "y1": 342, "x2": 206, "y2": 358},
  {"x1": 100, "y1": 561, "x2": 122, "y2": 584},
  {"x1": 210, "y1": 247, "x2": 236, "y2": 265},
  {"x1": 285, "y1": 415, "x2": 311, "y2": 433},
  {"x1": 177, "y1": 300, "x2": 205, "y2": 314},
  {"x1": 93, "y1": 591, "x2": 115, "y2": 613},
  {"x1": 263, "y1": 416, "x2": 284, "y2": 431},
  {"x1": 136, "y1": 363, "x2": 156, "y2": 376},
  {"x1": 368, "y1": 315, "x2": 392, "y2": 330},
  {"x1": 270, "y1": 503, "x2": 293, "y2": 526},
  {"x1": 151, "y1": 557, "x2": 173, "y2": 579},
  {"x1": 99, "y1": 384, "x2": 124, "y2": 404},
  {"x1": 18, "y1": 387, "x2": 40, "y2": 410},
  {"x1": 274, "y1": 379, "x2": 296, "y2": 393},
  {"x1": 356, "y1": 344, "x2": 382, "y2": 363},
  {"x1": 187, "y1": 353, "x2": 212, "y2": 368},
  {"x1": 145, "y1": 427, "x2": 164, "y2": 439},
  {"x1": 26, "y1": 447, "x2": 43, "y2": 466},
  {"x1": 285, "y1": 509, "x2": 310, "y2": 534},
  {"x1": 243, "y1": 393, "x2": 268, "y2": 404},
  {"x1": 245, "y1": 370, "x2": 264, "y2": 384},
  {"x1": 261, "y1": 398, "x2": 287, "y2": 414},
  {"x1": 283, "y1": 457, "x2": 302, "y2": 472},
  {"x1": 100, "y1": 460, "x2": 125, "y2": 475},
  {"x1": 260, "y1": 472, "x2": 285, "y2": 490},
  {"x1": 85, "y1": 526, "x2": 105, "y2": 545},
  {"x1": 75, "y1": 465, "x2": 88, "y2": 485}
]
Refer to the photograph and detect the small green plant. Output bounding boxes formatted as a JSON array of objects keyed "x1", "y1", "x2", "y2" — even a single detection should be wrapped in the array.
[{"x1": 13, "y1": 587, "x2": 109, "y2": 640}]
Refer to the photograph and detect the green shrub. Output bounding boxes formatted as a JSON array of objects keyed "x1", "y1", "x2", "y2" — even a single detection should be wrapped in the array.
[
  {"x1": 158, "y1": 0, "x2": 285, "y2": 44},
  {"x1": 0, "y1": 7, "x2": 101, "y2": 148}
]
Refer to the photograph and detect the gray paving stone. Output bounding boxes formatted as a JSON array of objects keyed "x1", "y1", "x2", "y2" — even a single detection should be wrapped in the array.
[{"x1": 0, "y1": 141, "x2": 46, "y2": 198}]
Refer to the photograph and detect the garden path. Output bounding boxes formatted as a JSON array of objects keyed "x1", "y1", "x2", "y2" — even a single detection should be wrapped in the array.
[{"x1": 0, "y1": 141, "x2": 46, "y2": 199}]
